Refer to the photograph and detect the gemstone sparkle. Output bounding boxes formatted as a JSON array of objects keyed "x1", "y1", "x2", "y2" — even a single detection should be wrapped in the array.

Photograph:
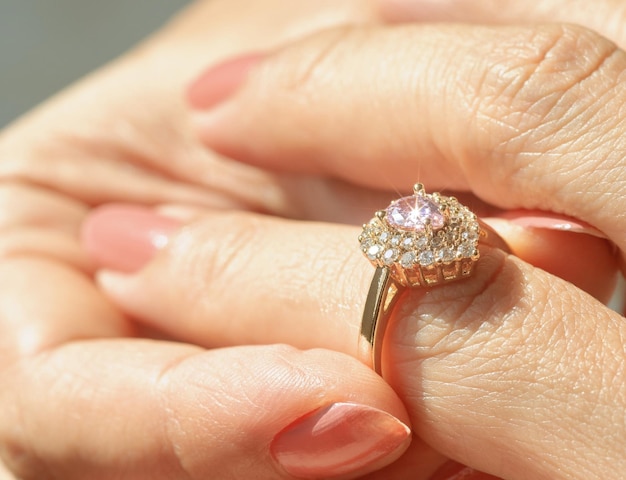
[{"x1": 385, "y1": 195, "x2": 445, "y2": 232}]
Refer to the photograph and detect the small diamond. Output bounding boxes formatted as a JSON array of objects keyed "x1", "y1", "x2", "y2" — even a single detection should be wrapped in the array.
[
  {"x1": 391, "y1": 235, "x2": 402, "y2": 246},
  {"x1": 415, "y1": 236, "x2": 428, "y2": 249},
  {"x1": 366, "y1": 244, "x2": 382, "y2": 260},
  {"x1": 461, "y1": 230, "x2": 479, "y2": 242},
  {"x1": 402, "y1": 237, "x2": 414, "y2": 248},
  {"x1": 383, "y1": 248, "x2": 398, "y2": 265},
  {"x1": 445, "y1": 230, "x2": 458, "y2": 243},
  {"x1": 363, "y1": 219, "x2": 382, "y2": 237},
  {"x1": 431, "y1": 235, "x2": 443, "y2": 248},
  {"x1": 436, "y1": 248, "x2": 455, "y2": 263},
  {"x1": 458, "y1": 243, "x2": 476, "y2": 258},
  {"x1": 379, "y1": 232, "x2": 390, "y2": 242},
  {"x1": 419, "y1": 251, "x2": 435, "y2": 266},
  {"x1": 400, "y1": 252, "x2": 416, "y2": 268}
]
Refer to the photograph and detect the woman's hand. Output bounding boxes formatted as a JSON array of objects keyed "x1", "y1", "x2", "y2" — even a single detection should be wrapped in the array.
[
  {"x1": 84, "y1": 202, "x2": 624, "y2": 480},
  {"x1": 2, "y1": 0, "x2": 624, "y2": 478},
  {"x1": 0, "y1": 2, "x2": 429, "y2": 479},
  {"x1": 77, "y1": 3, "x2": 626, "y2": 479}
]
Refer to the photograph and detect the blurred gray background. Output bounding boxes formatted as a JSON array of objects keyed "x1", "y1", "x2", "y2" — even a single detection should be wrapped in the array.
[{"x1": 1, "y1": 0, "x2": 190, "y2": 127}]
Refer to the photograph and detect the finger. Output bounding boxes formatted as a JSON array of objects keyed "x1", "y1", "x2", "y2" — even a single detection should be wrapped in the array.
[
  {"x1": 0, "y1": 0, "x2": 381, "y2": 219},
  {"x1": 0, "y1": 258, "x2": 131, "y2": 362},
  {"x1": 0, "y1": 228, "x2": 90, "y2": 271},
  {"x1": 189, "y1": 24, "x2": 626, "y2": 254},
  {"x1": 378, "y1": 0, "x2": 626, "y2": 48},
  {"x1": 81, "y1": 205, "x2": 616, "y2": 353},
  {"x1": 0, "y1": 183, "x2": 91, "y2": 270},
  {"x1": 83, "y1": 206, "x2": 616, "y2": 350},
  {"x1": 0, "y1": 255, "x2": 414, "y2": 479},
  {"x1": 90, "y1": 207, "x2": 626, "y2": 479},
  {"x1": 0, "y1": 130, "x2": 239, "y2": 209},
  {"x1": 483, "y1": 215, "x2": 617, "y2": 303},
  {"x1": 0, "y1": 183, "x2": 85, "y2": 235},
  {"x1": 112, "y1": 200, "x2": 620, "y2": 304},
  {"x1": 1, "y1": 340, "x2": 412, "y2": 480}
]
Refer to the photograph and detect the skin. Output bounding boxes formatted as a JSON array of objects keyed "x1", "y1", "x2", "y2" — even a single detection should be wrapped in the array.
[
  {"x1": 112, "y1": 2, "x2": 626, "y2": 479},
  {"x1": 0, "y1": 0, "x2": 624, "y2": 479},
  {"x1": 0, "y1": 3, "x2": 416, "y2": 479}
]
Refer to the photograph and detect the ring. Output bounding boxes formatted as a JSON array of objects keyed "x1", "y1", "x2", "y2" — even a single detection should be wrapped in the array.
[{"x1": 358, "y1": 184, "x2": 510, "y2": 374}]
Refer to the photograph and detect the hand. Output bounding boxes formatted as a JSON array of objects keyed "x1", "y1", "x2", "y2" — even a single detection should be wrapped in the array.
[
  {"x1": 0, "y1": 1, "x2": 430, "y2": 479},
  {"x1": 81, "y1": 1, "x2": 626, "y2": 478}
]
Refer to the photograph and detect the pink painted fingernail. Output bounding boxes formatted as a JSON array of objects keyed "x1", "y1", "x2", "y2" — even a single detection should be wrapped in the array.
[
  {"x1": 271, "y1": 402, "x2": 411, "y2": 478},
  {"x1": 187, "y1": 52, "x2": 266, "y2": 110},
  {"x1": 499, "y1": 210, "x2": 606, "y2": 238},
  {"x1": 429, "y1": 461, "x2": 502, "y2": 480},
  {"x1": 80, "y1": 205, "x2": 181, "y2": 273}
]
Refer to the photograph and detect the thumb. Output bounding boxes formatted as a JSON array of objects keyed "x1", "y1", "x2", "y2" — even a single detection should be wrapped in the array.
[{"x1": 5, "y1": 341, "x2": 415, "y2": 479}]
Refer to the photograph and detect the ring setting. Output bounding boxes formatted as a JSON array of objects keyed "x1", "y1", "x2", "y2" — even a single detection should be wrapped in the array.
[
  {"x1": 359, "y1": 183, "x2": 481, "y2": 287},
  {"x1": 359, "y1": 184, "x2": 509, "y2": 374}
]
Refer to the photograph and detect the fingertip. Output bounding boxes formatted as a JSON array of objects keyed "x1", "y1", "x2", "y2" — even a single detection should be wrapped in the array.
[
  {"x1": 484, "y1": 217, "x2": 618, "y2": 303},
  {"x1": 187, "y1": 52, "x2": 267, "y2": 111},
  {"x1": 95, "y1": 269, "x2": 143, "y2": 317},
  {"x1": 270, "y1": 401, "x2": 411, "y2": 479},
  {"x1": 166, "y1": 345, "x2": 414, "y2": 479},
  {"x1": 429, "y1": 461, "x2": 502, "y2": 480},
  {"x1": 190, "y1": 104, "x2": 240, "y2": 157},
  {"x1": 187, "y1": 53, "x2": 272, "y2": 163},
  {"x1": 377, "y1": 0, "x2": 425, "y2": 22},
  {"x1": 80, "y1": 204, "x2": 181, "y2": 274},
  {"x1": 96, "y1": 269, "x2": 134, "y2": 295}
]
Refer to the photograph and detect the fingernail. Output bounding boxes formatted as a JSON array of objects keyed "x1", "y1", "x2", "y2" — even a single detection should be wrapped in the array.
[
  {"x1": 271, "y1": 402, "x2": 411, "y2": 478},
  {"x1": 80, "y1": 204, "x2": 181, "y2": 273},
  {"x1": 496, "y1": 210, "x2": 606, "y2": 238},
  {"x1": 187, "y1": 52, "x2": 266, "y2": 110},
  {"x1": 381, "y1": 0, "x2": 467, "y2": 22},
  {"x1": 428, "y1": 461, "x2": 501, "y2": 480}
]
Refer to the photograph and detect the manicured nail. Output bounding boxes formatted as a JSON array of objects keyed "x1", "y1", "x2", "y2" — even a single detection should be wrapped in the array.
[
  {"x1": 80, "y1": 204, "x2": 181, "y2": 273},
  {"x1": 428, "y1": 461, "x2": 501, "y2": 480},
  {"x1": 187, "y1": 52, "x2": 266, "y2": 110},
  {"x1": 271, "y1": 402, "x2": 411, "y2": 478},
  {"x1": 498, "y1": 210, "x2": 606, "y2": 238},
  {"x1": 380, "y1": 0, "x2": 463, "y2": 23}
]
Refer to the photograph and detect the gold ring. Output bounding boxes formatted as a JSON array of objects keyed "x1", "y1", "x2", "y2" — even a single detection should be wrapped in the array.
[{"x1": 358, "y1": 184, "x2": 510, "y2": 374}]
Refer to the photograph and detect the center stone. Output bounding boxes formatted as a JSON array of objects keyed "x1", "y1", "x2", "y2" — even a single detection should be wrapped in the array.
[{"x1": 385, "y1": 194, "x2": 445, "y2": 231}]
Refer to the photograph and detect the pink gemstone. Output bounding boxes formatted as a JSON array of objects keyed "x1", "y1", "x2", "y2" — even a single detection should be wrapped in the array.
[{"x1": 385, "y1": 195, "x2": 445, "y2": 231}]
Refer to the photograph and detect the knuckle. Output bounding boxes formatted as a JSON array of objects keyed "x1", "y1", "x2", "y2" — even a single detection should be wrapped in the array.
[
  {"x1": 468, "y1": 24, "x2": 623, "y2": 198},
  {"x1": 477, "y1": 24, "x2": 618, "y2": 125},
  {"x1": 269, "y1": 26, "x2": 355, "y2": 95},
  {"x1": 0, "y1": 184, "x2": 44, "y2": 230},
  {"x1": 174, "y1": 211, "x2": 260, "y2": 259},
  {"x1": 0, "y1": 137, "x2": 49, "y2": 185},
  {"x1": 0, "y1": 185, "x2": 26, "y2": 228},
  {"x1": 165, "y1": 212, "x2": 262, "y2": 310},
  {"x1": 157, "y1": 345, "x2": 314, "y2": 480}
]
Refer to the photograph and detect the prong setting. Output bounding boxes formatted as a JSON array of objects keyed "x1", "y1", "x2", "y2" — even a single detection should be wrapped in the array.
[
  {"x1": 359, "y1": 186, "x2": 481, "y2": 287},
  {"x1": 413, "y1": 183, "x2": 425, "y2": 195}
]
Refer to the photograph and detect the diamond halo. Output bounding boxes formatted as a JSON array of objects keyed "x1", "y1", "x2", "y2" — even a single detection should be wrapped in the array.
[{"x1": 359, "y1": 184, "x2": 481, "y2": 287}]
